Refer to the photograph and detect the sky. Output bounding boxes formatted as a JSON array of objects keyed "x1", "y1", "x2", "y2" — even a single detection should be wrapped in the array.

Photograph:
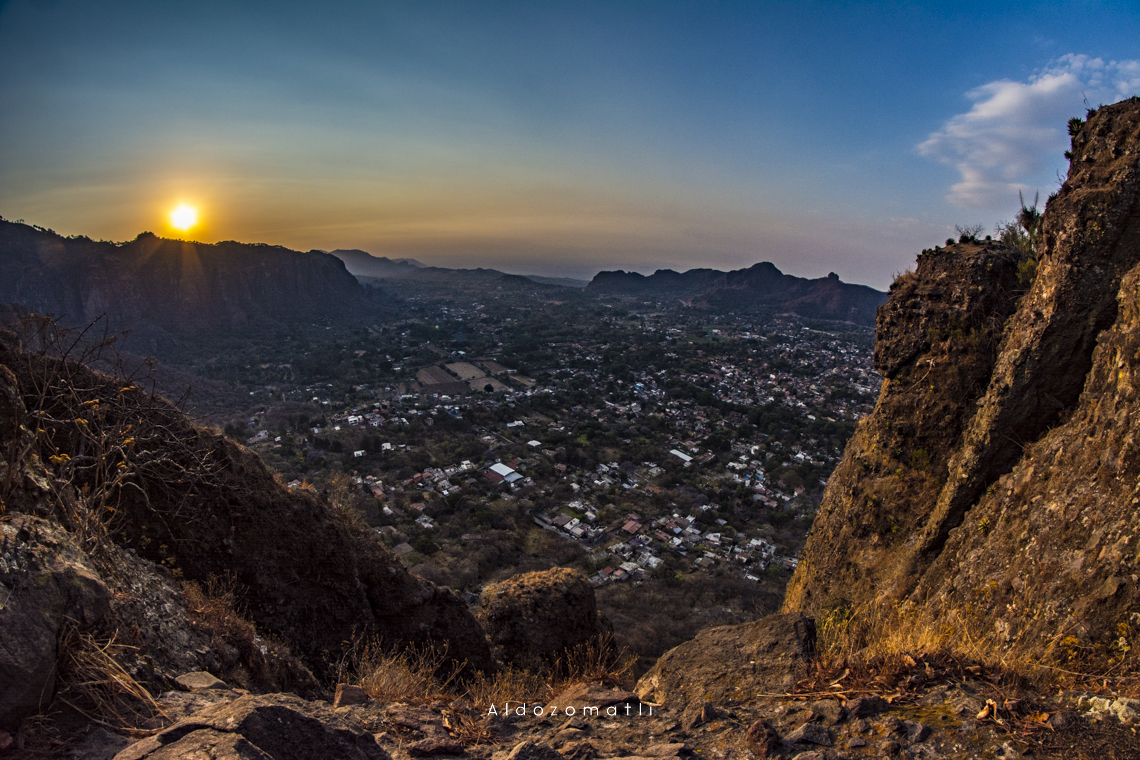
[{"x1": 1, "y1": 1, "x2": 1137, "y2": 289}]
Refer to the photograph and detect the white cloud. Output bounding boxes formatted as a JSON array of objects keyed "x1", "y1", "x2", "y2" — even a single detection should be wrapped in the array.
[{"x1": 918, "y1": 55, "x2": 1140, "y2": 208}]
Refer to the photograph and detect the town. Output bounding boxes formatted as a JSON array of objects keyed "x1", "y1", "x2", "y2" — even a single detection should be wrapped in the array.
[{"x1": 194, "y1": 280, "x2": 880, "y2": 664}]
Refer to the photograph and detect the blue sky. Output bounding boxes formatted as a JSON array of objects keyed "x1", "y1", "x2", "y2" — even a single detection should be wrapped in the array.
[{"x1": 1, "y1": 1, "x2": 1137, "y2": 288}]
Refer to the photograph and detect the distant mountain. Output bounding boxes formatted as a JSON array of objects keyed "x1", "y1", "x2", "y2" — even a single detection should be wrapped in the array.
[
  {"x1": 390, "y1": 256, "x2": 426, "y2": 268},
  {"x1": 332, "y1": 248, "x2": 584, "y2": 289},
  {"x1": 523, "y1": 274, "x2": 590, "y2": 288},
  {"x1": 328, "y1": 249, "x2": 424, "y2": 277},
  {"x1": 0, "y1": 221, "x2": 379, "y2": 336},
  {"x1": 587, "y1": 262, "x2": 886, "y2": 324}
]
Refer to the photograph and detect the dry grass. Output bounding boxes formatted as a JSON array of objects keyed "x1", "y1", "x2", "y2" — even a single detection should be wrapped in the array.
[
  {"x1": 464, "y1": 664, "x2": 552, "y2": 708},
  {"x1": 324, "y1": 472, "x2": 369, "y2": 533},
  {"x1": 340, "y1": 640, "x2": 464, "y2": 703},
  {"x1": 554, "y1": 632, "x2": 637, "y2": 689},
  {"x1": 890, "y1": 268, "x2": 918, "y2": 291},
  {"x1": 182, "y1": 572, "x2": 253, "y2": 647},
  {"x1": 803, "y1": 597, "x2": 1140, "y2": 701},
  {"x1": 54, "y1": 623, "x2": 165, "y2": 733},
  {"x1": 443, "y1": 708, "x2": 502, "y2": 745},
  {"x1": 339, "y1": 632, "x2": 635, "y2": 712}
]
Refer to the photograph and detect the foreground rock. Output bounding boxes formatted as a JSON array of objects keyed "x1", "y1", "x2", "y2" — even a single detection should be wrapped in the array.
[
  {"x1": 91, "y1": 669, "x2": 1140, "y2": 760},
  {"x1": 0, "y1": 514, "x2": 110, "y2": 728},
  {"x1": 114, "y1": 693, "x2": 389, "y2": 760},
  {"x1": 479, "y1": 568, "x2": 611, "y2": 667},
  {"x1": 635, "y1": 613, "x2": 815, "y2": 707}
]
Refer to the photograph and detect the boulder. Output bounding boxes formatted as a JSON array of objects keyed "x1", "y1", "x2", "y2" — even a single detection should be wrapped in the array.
[
  {"x1": 113, "y1": 693, "x2": 390, "y2": 760},
  {"x1": 175, "y1": 671, "x2": 228, "y2": 691},
  {"x1": 745, "y1": 720, "x2": 780, "y2": 758},
  {"x1": 0, "y1": 514, "x2": 110, "y2": 728},
  {"x1": 786, "y1": 722, "x2": 832, "y2": 746},
  {"x1": 635, "y1": 613, "x2": 815, "y2": 707},
  {"x1": 65, "y1": 727, "x2": 131, "y2": 760},
  {"x1": 551, "y1": 682, "x2": 638, "y2": 710},
  {"x1": 479, "y1": 568, "x2": 610, "y2": 667},
  {"x1": 333, "y1": 684, "x2": 369, "y2": 708}
]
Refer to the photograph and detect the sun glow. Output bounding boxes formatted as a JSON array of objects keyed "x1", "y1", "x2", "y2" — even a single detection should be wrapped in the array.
[{"x1": 170, "y1": 204, "x2": 199, "y2": 231}]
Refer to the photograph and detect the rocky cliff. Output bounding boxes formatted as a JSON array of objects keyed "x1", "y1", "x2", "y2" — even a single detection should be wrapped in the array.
[
  {"x1": 0, "y1": 223, "x2": 380, "y2": 336},
  {"x1": 784, "y1": 97, "x2": 1140, "y2": 666}
]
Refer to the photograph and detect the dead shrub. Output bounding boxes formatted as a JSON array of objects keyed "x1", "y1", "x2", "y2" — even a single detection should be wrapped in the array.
[
  {"x1": 442, "y1": 708, "x2": 502, "y2": 746},
  {"x1": 54, "y1": 622, "x2": 165, "y2": 732},
  {"x1": 554, "y1": 632, "x2": 637, "y2": 689},
  {"x1": 463, "y1": 664, "x2": 551, "y2": 709},
  {"x1": 890, "y1": 268, "x2": 918, "y2": 291},
  {"x1": 340, "y1": 639, "x2": 463, "y2": 704}
]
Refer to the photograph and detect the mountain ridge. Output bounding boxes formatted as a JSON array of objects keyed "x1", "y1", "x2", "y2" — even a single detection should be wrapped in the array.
[
  {"x1": 0, "y1": 223, "x2": 380, "y2": 337},
  {"x1": 588, "y1": 262, "x2": 886, "y2": 324}
]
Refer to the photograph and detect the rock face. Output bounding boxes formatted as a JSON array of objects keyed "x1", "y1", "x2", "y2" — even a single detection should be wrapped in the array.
[
  {"x1": 113, "y1": 693, "x2": 390, "y2": 760},
  {"x1": 0, "y1": 514, "x2": 111, "y2": 728},
  {"x1": 783, "y1": 240, "x2": 1023, "y2": 611},
  {"x1": 634, "y1": 613, "x2": 815, "y2": 707},
  {"x1": 784, "y1": 96, "x2": 1140, "y2": 664},
  {"x1": 0, "y1": 337, "x2": 494, "y2": 679},
  {"x1": 479, "y1": 568, "x2": 610, "y2": 667}
]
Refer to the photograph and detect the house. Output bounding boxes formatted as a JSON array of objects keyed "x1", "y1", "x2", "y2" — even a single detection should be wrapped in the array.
[
  {"x1": 669, "y1": 449, "x2": 693, "y2": 464},
  {"x1": 487, "y1": 462, "x2": 523, "y2": 484}
]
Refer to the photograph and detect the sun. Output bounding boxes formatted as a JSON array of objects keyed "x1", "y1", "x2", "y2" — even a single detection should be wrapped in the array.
[{"x1": 169, "y1": 204, "x2": 199, "y2": 232}]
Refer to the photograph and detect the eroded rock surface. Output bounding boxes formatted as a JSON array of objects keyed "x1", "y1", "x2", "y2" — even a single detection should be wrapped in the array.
[
  {"x1": 784, "y1": 97, "x2": 1140, "y2": 665},
  {"x1": 480, "y1": 568, "x2": 610, "y2": 667},
  {"x1": 114, "y1": 693, "x2": 390, "y2": 760},
  {"x1": 635, "y1": 613, "x2": 815, "y2": 707},
  {"x1": 0, "y1": 514, "x2": 110, "y2": 728}
]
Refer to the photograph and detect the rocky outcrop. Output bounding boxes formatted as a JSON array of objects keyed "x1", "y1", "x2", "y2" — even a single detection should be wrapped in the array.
[
  {"x1": 479, "y1": 568, "x2": 611, "y2": 668},
  {"x1": 635, "y1": 613, "x2": 815, "y2": 707},
  {"x1": 0, "y1": 336, "x2": 494, "y2": 681},
  {"x1": 114, "y1": 693, "x2": 390, "y2": 760},
  {"x1": 783, "y1": 240, "x2": 1023, "y2": 612},
  {"x1": 0, "y1": 514, "x2": 111, "y2": 728},
  {"x1": 784, "y1": 96, "x2": 1140, "y2": 664}
]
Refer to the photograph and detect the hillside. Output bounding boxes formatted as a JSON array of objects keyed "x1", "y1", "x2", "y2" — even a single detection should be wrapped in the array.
[
  {"x1": 328, "y1": 249, "x2": 425, "y2": 278},
  {"x1": 0, "y1": 331, "x2": 494, "y2": 721},
  {"x1": 588, "y1": 263, "x2": 886, "y2": 325},
  {"x1": 0, "y1": 223, "x2": 381, "y2": 337},
  {"x1": 784, "y1": 97, "x2": 1140, "y2": 674},
  {"x1": 330, "y1": 247, "x2": 576, "y2": 289}
]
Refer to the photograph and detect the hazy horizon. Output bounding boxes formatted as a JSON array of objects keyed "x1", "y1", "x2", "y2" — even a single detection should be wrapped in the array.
[{"x1": 2, "y1": 1, "x2": 1138, "y2": 290}]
